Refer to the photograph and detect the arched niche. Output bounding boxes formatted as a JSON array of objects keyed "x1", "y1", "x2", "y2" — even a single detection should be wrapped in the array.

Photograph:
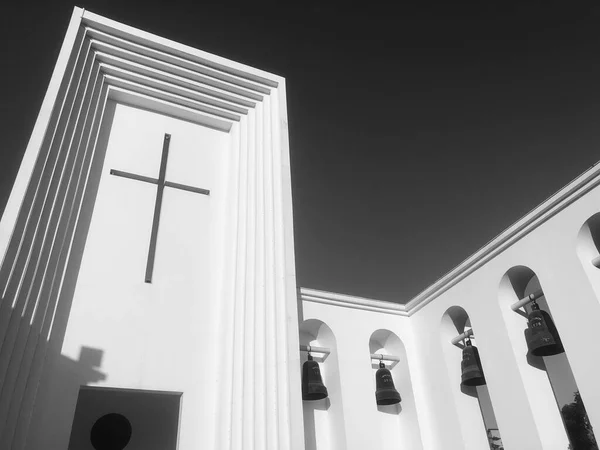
[
  {"x1": 577, "y1": 213, "x2": 600, "y2": 300},
  {"x1": 368, "y1": 329, "x2": 423, "y2": 450},
  {"x1": 499, "y1": 266, "x2": 598, "y2": 449},
  {"x1": 299, "y1": 319, "x2": 346, "y2": 450},
  {"x1": 577, "y1": 212, "x2": 600, "y2": 261},
  {"x1": 440, "y1": 306, "x2": 503, "y2": 450}
]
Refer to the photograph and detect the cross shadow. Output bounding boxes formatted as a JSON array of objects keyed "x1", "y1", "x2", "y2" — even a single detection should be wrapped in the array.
[
  {"x1": 0, "y1": 299, "x2": 108, "y2": 449},
  {"x1": 20, "y1": 103, "x2": 116, "y2": 449},
  {"x1": 23, "y1": 345, "x2": 107, "y2": 449},
  {"x1": 0, "y1": 99, "x2": 115, "y2": 449}
]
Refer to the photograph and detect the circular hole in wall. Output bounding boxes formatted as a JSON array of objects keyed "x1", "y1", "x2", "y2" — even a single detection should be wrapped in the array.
[{"x1": 90, "y1": 413, "x2": 132, "y2": 450}]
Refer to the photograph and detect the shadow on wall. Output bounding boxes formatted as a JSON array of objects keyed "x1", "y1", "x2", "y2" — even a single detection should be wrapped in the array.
[
  {"x1": 0, "y1": 101, "x2": 116, "y2": 450},
  {"x1": 27, "y1": 345, "x2": 107, "y2": 448},
  {"x1": 0, "y1": 300, "x2": 107, "y2": 449}
]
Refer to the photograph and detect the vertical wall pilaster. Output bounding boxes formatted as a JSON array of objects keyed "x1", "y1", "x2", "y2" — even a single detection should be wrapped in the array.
[{"x1": 216, "y1": 86, "x2": 303, "y2": 450}]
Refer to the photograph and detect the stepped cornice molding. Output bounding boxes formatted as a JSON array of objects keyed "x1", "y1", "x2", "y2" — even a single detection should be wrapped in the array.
[
  {"x1": 0, "y1": 7, "x2": 302, "y2": 449},
  {"x1": 302, "y1": 160, "x2": 600, "y2": 317},
  {"x1": 300, "y1": 288, "x2": 409, "y2": 317}
]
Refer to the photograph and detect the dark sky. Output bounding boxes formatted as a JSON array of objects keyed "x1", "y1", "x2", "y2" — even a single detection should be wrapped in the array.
[{"x1": 2, "y1": 2, "x2": 600, "y2": 303}]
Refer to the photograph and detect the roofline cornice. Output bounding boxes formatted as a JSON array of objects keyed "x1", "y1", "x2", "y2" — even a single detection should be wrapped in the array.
[
  {"x1": 301, "y1": 160, "x2": 600, "y2": 316},
  {"x1": 300, "y1": 288, "x2": 409, "y2": 316},
  {"x1": 80, "y1": 8, "x2": 284, "y2": 86},
  {"x1": 404, "y1": 159, "x2": 600, "y2": 314}
]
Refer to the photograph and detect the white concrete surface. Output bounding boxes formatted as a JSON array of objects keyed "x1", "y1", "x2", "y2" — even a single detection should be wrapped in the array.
[
  {"x1": 0, "y1": 8, "x2": 300, "y2": 450},
  {"x1": 301, "y1": 167, "x2": 600, "y2": 449},
  {"x1": 5, "y1": 6, "x2": 600, "y2": 450}
]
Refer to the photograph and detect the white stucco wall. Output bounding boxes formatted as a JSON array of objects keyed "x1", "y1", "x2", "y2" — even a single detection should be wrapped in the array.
[
  {"x1": 301, "y1": 172, "x2": 600, "y2": 450},
  {"x1": 5, "y1": 7, "x2": 600, "y2": 450},
  {"x1": 408, "y1": 182, "x2": 600, "y2": 450},
  {"x1": 0, "y1": 8, "x2": 302, "y2": 450},
  {"x1": 300, "y1": 295, "x2": 424, "y2": 450},
  {"x1": 26, "y1": 102, "x2": 228, "y2": 449}
]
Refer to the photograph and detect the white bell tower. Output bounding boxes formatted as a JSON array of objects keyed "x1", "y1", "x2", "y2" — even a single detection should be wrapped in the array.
[{"x1": 0, "y1": 7, "x2": 303, "y2": 450}]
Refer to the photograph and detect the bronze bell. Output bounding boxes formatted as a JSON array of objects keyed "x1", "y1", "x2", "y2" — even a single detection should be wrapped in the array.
[
  {"x1": 302, "y1": 353, "x2": 328, "y2": 401},
  {"x1": 461, "y1": 339, "x2": 486, "y2": 387},
  {"x1": 525, "y1": 301, "x2": 564, "y2": 357},
  {"x1": 375, "y1": 361, "x2": 401, "y2": 405}
]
